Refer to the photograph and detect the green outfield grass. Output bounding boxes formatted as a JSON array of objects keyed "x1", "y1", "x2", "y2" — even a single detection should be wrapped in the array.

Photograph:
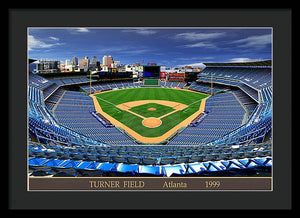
[
  {"x1": 94, "y1": 88, "x2": 209, "y2": 138},
  {"x1": 129, "y1": 103, "x2": 175, "y2": 118}
]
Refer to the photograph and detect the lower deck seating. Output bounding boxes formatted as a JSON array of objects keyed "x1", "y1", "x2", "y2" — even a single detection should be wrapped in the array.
[
  {"x1": 28, "y1": 141, "x2": 272, "y2": 177},
  {"x1": 160, "y1": 81, "x2": 186, "y2": 88},
  {"x1": 79, "y1": 81, "x2": 142, "y2": 93},
  {"x1": 44, "y1": 87, "x2": 65, "y2": 111},
  {"x1": 231, "y1": 89, "x2": 258, "y2": 115},
  {"x1": 168, "y1": 92, "x2": 245, "y2": 145},
  {"x1": 54, "y1": 91, "x2": 136, "y2": 145}
]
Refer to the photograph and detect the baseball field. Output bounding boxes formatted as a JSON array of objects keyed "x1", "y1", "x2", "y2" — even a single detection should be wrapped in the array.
[{"x1": 90, "y1": 87, "x2": 209, "y2": 143}]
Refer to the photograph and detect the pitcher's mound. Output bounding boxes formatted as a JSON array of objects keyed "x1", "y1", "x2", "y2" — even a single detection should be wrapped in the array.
[
  {"x1": 142, "y1": 118, "x2": 162, "y2": 128},
  {"x1": 148, "y1": 107, "x2": 156, "y2": 111}
]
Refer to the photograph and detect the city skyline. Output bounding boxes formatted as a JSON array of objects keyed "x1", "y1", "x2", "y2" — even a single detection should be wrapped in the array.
[{"x1": 28, "y1": 28, "x2": 272, "y2": 67}]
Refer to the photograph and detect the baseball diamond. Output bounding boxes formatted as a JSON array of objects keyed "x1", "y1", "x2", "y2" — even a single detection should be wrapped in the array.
[{"x1": 90, "y1": 88, "x2": 209, "y2": 143}]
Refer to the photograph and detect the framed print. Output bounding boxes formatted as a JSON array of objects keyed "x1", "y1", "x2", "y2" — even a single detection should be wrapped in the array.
[
  {"x1": 9, "y1": 8, "x2": 292, "y2": 210},
  {"x1": 27, "y1": 26, "x2": 273, "y2": 191}
]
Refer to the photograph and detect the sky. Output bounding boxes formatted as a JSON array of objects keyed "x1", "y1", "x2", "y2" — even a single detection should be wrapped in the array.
[{"x1": 28, "y1": 28, "x2": 272, "y2": 67}]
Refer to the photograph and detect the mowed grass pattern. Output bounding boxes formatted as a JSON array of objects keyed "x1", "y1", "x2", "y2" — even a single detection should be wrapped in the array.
[
  {"x1": 129, "y1": 103, "x2": 175, "y2": 118},
  {"x1": 95, "y1": 88, "x2": 209, "y2": 137}
]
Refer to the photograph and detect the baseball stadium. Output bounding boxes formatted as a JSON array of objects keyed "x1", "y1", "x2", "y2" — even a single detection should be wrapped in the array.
[{"x1": 28, "y1": 60, "x2": 272, "y2": 177}]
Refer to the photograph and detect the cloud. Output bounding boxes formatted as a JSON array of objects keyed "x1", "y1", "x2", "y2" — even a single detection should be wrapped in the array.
[
  {"x1": 28, "y1": 35, "x2": 64, "y2": 51},
  {"x1": 100, "y1": 45, "x2": 152, "y2": 56},
  {"x1": 122, "y1": 28, "x2": 157, "y2": 35},
  {"x1": 101, "y1": 47, "x2": 124, "y2": 53},
  {"x1": 125, "y1": 49, "x2": 151, "y2": 55},
  {"x1": 68, "y1": 28, "x2": 91, "y2": 34},
  {"x1": 74, "y1": 28, "x2": 90, "y2": 32},
  {"x1": 181, "y1": 42, "x2": 217, "y2": 49},
  {"x1": 177, "y1": 62, "x2": 206, "y2": 68},
  {"x1": 176, "y1": 56, "x2": 214, "y2": 61},
  {"x1": 173, "y1": 32, "x2": 226, "y2": 41},
  {"x1": 49, "y1": 36, "x2": 59, "y2": 41},
  {"x1": 229, "y1": 58, "x2": 264, "y2": 63},
  {"x1": 231, "y1": 34, "x2": 272, "y2": 49}
]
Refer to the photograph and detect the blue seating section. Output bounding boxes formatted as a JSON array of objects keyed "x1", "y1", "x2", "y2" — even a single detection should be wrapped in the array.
[
  {"x1": 197, "y1": 77, "x2": 259, "y2": 102},
  {"x1": 28, "y1": 68, "x2": 272, "y2": 177},
  {"x1": 168, "y1": 92, "x2": 245, "y2": 145},
  {"x1": 188, "y1": 81, "x2": 229, "y2": 94},
  {"x1": 238, "y1": 83, "x2": 259, "y2": 102},
  {"x1": 28, "y1": 86, "x2": 56, "y2": 124},
  {"x1": 28, "y1": 141, "x2": 271, "y2": 177},
  {"x1": 28, "y1": 85, "x2": 44, "y2": 105},
  {"x1": 54, "y1": 91, "x2": 136, "y2": 145},
  {"x1": 48, "y1": 87, "x2": 65, "y2": 101},
  {"x1": 29, "y1": 142, "x2": 271, "y2": 162},
  {"x1": 198, "y1": 67, "x2": 271, "y2": 90},
  {"x1": 231, "y1": 89, "x2": 258, "y2": 114},
  {"x1": 29, "y1": 155, "x2": 272, "y2": 177},
  {"x1": 29, "y1": 73, "x2": 54, "y2": 90},
  {"x1": 159, "y1": 81, "x2": 186, "y2": 88},
  {"x1": 79, "y1": 81, "x2": 144, "y2": 93},
  {"x1": 44, "y1": 87, "x2": 65, "y2": 110},
  {"x1": 49, "y1": 77, "x2": 97, "y2": 86},
  {"x1": 29, "y1": 105, "x2": 100, "y2": 147},
  {"x1": 197, "y1": 77, "x2": 241, "y2": 87},
  {"x1": 209, "y1": 99, "x2": 272, "y2": 146},
  {"x1": 28, "y1": 85, "x2": 101, "y2": 147},
  {"x1": 231, "y1": 116, "x2": 272, "y2": 145},
  {"x1": 261, "y1": 86, "x2": 273, "y2": 103},
  {"x1": 80, "y1": 81, "x2": 186, "y2": 93},
  {"x1": 43, "y1": 83, "x2": 60, "y2": 100}
]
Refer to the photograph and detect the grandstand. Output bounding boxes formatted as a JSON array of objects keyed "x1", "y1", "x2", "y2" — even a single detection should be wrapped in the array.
[
  {"x1": 54, "y1": 91, "x2": 134, "y2": 145},
  {"x1": 28, "y1": 60, "x2": 272, "y2": 177}
]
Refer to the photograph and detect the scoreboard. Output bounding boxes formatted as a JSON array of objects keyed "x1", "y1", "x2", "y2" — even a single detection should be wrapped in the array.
[
  {"x1": 143, "y1": 66, "x2": 160, "y2": 78},
  {"x1": 168, "y1": 72, "x2": 185, "y2": 82}
]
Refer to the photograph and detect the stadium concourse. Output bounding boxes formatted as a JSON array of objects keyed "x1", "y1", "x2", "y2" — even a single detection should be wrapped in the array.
[{"x1": 28, "y1": 60, "x2": 272, "y2": 177}]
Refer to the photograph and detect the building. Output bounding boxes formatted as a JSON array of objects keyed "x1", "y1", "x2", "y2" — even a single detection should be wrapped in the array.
[
  {"x1": 110, "y1": 63, "x2": 118, "y2": 68},
  {"x1": 101, "y1": 65, "x2": 108, "y2": 72},
  {"x1": 79, "y1": 58, "x2": 89, "y2": 72},
  {"x1": 103, "y1": 55, "x2": 113, "y2": 66},
  {"x1": 65, "y1": 59, "x2": 71, "y2": 66},
  {"x1": 91, "y1": 56, "x2": 100, "y2": 70},
  {"x1": 114, "y1": 60, "x2": 120, "y2": 67},
  {"x1": 125, "y1": 64, "x2": 133, "y2": 72},
  {"x1": 192, "y1": 67, "x2": 203, "y2": 72},
  {"x1": 59, "y1": 63, "x2": 65, "y2": 72},
  {"x1": 91, "y1": 56, "x2": 98, "y2": 65},
  {"x1": 36, "y1": 59, "x2": 60, "y2": 73},
  {"x1": 72, "y1": 56, "x2": 78, "y2": 65}
]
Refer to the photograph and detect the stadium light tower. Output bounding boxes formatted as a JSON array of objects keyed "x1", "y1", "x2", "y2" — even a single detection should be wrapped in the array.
[
  {"x1": 210, "y1": 71, "x2": 214, "y2": 113},
  {"x1": 90, "y1": 70, "x2": 92, "y2": 95},
  {"x1": 210, "y1": 72, "x2": 213, "y2": 95}
]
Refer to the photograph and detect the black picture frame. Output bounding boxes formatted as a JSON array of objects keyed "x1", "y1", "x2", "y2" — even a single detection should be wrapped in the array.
[{"x1": 8, "y1": 8, "x2": 292, "y2": 210}]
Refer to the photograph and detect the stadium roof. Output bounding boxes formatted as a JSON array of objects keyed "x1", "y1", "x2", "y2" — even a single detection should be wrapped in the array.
[
  {"x1": 29, "y1": 58, "x2": 37, "y2": 64},
  {"x1": 203, "y1": 60, "x2": 271, "y2": 67}
]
